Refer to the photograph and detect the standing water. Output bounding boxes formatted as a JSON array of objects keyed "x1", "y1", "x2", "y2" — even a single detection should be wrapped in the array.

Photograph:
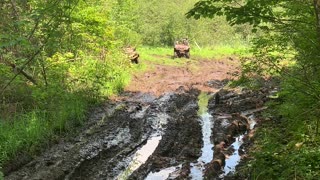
[
  {"x1": 145, "y1": 165, "x2": 182, "y2": 180},
  {"x1": 224, "y1": 135, "x2": 244, "y2": 175},
  {"x1": 117, "y1": 136, "x2": 162, "y2": 179},
  {"x1": 189, "y1": 92, "x2": 215, "y2": 179},
  {"x1": 223, "y1": 114, "x2": 257, "y2": 176},
  {"x1": 144, "y1": 92, "x2": 214, "y2": 180},
  {"x1": 116, "y1": 111, "x2": 171, "y2": 179}
]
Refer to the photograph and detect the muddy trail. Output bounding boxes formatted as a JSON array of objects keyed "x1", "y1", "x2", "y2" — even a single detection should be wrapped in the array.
[{"x1": 4, "y1": 57, "x2": 277, "y2": 179}]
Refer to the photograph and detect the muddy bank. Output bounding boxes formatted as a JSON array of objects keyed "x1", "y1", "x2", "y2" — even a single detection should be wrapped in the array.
[{"x1": 5, "y1": 89, "x2": 200, "y2": 180}]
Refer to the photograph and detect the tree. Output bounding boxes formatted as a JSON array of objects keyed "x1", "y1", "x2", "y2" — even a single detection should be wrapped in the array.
[
  {"x1": 188, "y1": 1, "x2": 320, "y2": 178},
  {"x1": 188, "y1": 0, "x2": 320, "y2": 100}
]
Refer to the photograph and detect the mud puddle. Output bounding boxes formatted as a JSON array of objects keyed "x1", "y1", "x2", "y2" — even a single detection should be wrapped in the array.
[
  {"x1": 129, "y1": 89, "x2": 202, "y2": 180},
  {"x1": 223, "y1": 115, "x2": 256, "y2": 176},
  {"x1": 145, "y1": 165, "x2": 181, "y2": 180},
  {"x1": 144, "y1": 92, "x2": 215, "y2": 180},
  {"x1": 202, "y1": 86, "x2": 272, "y2": 179},
  {"x1": 190, "y1": 93, "x2": 214, "y2": 179},
  {"x1": 5, "y1": 89, "x2": 202, "y2": 180},
  {"x1": 4, "y1": 79, "x2": 275, "y2": 180},
  {"x1": 223, "y1": 134, "x2": 244, "y2": 175},
  {"x1": 117, "y1": 136, "x2": 162, "y2": 179}
]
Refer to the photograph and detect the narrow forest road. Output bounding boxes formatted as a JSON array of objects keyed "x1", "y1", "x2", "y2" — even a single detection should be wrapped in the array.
[{"x1": 5, "y1": 56, "x2": 277, "y2": 180}]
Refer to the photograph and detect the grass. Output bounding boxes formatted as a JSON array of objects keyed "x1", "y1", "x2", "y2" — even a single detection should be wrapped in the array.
[
  {"x1": 0, "y1": 92, "x2": 88, "y2": 167},
  {"x1": 0, "y1": 53, "x2": 132, "y2": 175},
  {"x1": 191, "y1": 45, "x2": 250, "y2": 59},
  {"x1": 137, "y1": 44, "x2": 250, "y2": 66},
  {"x1": 138, "y1": 46, "x2": 195, "y2": 66}
]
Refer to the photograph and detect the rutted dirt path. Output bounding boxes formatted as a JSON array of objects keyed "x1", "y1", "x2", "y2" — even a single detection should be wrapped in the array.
[
  {"x1": 4, "y1": 57, "x2": 276, "y2": 180},
  {"x1": 124, "y1": 58, "x2": 238, "y2": 96}
]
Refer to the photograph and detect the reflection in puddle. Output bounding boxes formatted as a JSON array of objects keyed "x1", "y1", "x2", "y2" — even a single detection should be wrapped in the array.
[
  {"x1": 190, "y1": 92, "x2": 214, "y2": 179},
  {"x1": 117, "y1": 136, "x2": 162, "y2": 179},
  {"x1": 224, "y1": 135, "x2": 244, "y2": 175},
  {"x1": 145, "y1": 165, "x2": 181, "y2": 180},
  {"x1": 223, "y1": 114, "x2": 257, "y2": 176},
  {"x1": 190, "y1": 113, "x2": 214, "y2": 179},
  {"x1": 117, "y1": 106, "x2": 170, "y2": 179}
]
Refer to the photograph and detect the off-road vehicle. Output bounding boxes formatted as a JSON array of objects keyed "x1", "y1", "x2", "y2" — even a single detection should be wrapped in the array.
[
  {"x1": 124, "y1": 46, "x2": 139, "y2": 64},
  {"x1": 173, "y1": 39, "x2": 190, "y2": 59}
]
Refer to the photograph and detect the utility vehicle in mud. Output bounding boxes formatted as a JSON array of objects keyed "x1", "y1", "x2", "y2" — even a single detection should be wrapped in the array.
[
  {"x1": 124, "y1": 46, "x2": 139, "y2": 64},
  {"x1": 173, "y1": 39, "x2": 190, "y2": 59}
]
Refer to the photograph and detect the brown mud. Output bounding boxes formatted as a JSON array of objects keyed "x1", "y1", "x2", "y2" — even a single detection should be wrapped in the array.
[
  {"x1": 4, "y1": 57, "x2": 276, "y2": 180},
  {"x1": 124, "y1": 58, "x2": 238, "y2": 96}
]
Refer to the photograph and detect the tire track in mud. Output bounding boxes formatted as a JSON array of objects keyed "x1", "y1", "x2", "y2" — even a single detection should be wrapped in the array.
[
  {"x1": 4, "y1": 57, "x2": 277, "y2": 180},
  {"x1": 5, "y1": 85, "x2": 274, "y2": 180},
  {"x1": 203, "y1": 86, "x2": 272, "y2": 179},
  {"x1": 5, "y1": 90, "x2": 202, "y2": 180},
  {"x1": 129, "y1": 90, "x2": 202, "y2": 180},
  {"x1": 127, "y1": 82, "x2": 275, "y2": 180}
]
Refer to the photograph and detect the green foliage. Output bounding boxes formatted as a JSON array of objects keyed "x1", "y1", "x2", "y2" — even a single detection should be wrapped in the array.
[
  {"x1": 245, "y1": 100, "x2": 320, "y2": 179},
  {"x1": 188, "y1": 0, "x2": 320, "y2": 178},
  {"x1": 133, "y1": 0, "x2": 252, "y2": 47},
  {"x1": 188, "y1": 0, "x2": 319, "y2": 76},
  {"x1": 110, "y1": 0, "x2": 141, "y2": 46},
  {"x1": 139, "y1": 44, "x2": 249, "y2": 64},
  {"x1": 0, "y1": 0, "x2": 270, "y2": 175},
  {"x1": 0, "y1": 0, "x2": 135, "y2": 170}
]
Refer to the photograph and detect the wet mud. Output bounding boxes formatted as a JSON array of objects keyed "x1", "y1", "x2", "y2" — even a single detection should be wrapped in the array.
[
  {"x1": 204, "y1": 86, "x2": 274, "y2": 180},
  {"x1": 4, "y1": 57, "x2": 277, "y2": 180},
  {"x1": 5, "y1": 89, "x2": 202, "y2": 180},
  {"x1": 129, "y1": 89, "x2": 202, "y2": 179}
]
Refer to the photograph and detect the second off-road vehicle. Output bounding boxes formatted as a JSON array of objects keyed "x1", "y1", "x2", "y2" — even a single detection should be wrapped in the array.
[{"x1": 173, "y1": 39, "x2": 190, "y2": 59}]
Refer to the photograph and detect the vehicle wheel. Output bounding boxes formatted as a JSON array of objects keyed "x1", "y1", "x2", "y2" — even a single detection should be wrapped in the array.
[
  {"x1": 185, "y1": 51, "x2": 190, "y2": 59},
  {"x1": 174, "y1": 51, "x2": 178, "y2": 59},
  {"x1": 131, "y1": 58, "x2": 139, "y2": 64}
]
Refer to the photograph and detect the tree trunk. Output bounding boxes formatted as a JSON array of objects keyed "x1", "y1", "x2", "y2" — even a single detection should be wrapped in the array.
[
  {"x1": 314, "y1": 0, "x2": 320, "y2": 44},
  {"x1": 2, "y1": 60, "x2": 38, "y2": 85}
]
